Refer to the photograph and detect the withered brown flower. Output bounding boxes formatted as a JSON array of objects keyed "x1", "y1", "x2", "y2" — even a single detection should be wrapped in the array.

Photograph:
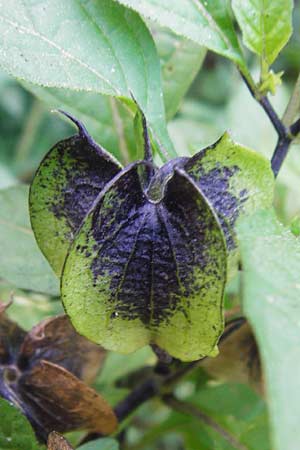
[
  {"x1": 0, "y1": 301, "x2": 117, "y2": 442},
  {"x1": 47, "y1": 431, "x2": 73, "y2": 450}
]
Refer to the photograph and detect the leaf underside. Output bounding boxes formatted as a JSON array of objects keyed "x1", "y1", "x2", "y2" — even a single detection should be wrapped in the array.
[{"x1": 238, "y1": 210, "x2": 300, "y2": 450}]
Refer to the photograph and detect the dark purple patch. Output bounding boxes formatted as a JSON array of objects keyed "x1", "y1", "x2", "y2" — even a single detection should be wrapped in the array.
[
  {"x1": 78, "y1": 167, "x2": 224, "y2": 326},
  {"x1": 50, "y1": 134, "x2": 120, "y2": 234},
  {"x1": 31, "y1": 114, "x2": 122, "y2": 245},
  {"x1": 185, "y1": 162, "x2": 246, "y2": 250}
]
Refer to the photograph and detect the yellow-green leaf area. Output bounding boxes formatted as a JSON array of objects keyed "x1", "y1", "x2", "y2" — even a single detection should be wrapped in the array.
[
  {"x1": 0, "y1": 397, "x2": 42, "y2": 450},
  {"x1": 184, "y1": 133, "x2": 274, "y2": 277},
  {"x1": 29, "y1": 122, "x2": 121, "y2": 276},
  {"x1": 232, "y1": 0, "x2": 293, "y2": 66}
]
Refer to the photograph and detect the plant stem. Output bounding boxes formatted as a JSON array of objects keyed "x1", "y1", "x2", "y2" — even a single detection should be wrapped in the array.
[
  {"x1": 80, "y1": 317, "x2": 246, "y2": 446},
  {"x1": 109, "y1": 98, "x2": 131, "y2": 165},
  {"x1": 283, "y1": 72, "x2": 300, "y2": 126},
  {"x1": 163, "y1": 395, "x2": 247, "y2": 450},
  {"x1": 14, "y1": 99, "x2": 44, "y2": 164},
  {"x1": 241, "y1": 73, "x2": 287, "y2": 138},
  {"x1": 290, "y1": 117, "x2": 300, "y2": 137},
  {"x1": 115, "y1": 378, "x2": 159, "y2": 422},
  {"x1": 270, "y1": 137, "x2": 292, "y2": 177},
  {"x1": 241, "y1": 72, "x2": 300, "y2": 177}
]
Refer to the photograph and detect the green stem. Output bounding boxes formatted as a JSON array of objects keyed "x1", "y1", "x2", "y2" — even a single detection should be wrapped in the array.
[
  {"x1": 240, "y1": 71, "x2": 300, "y2": 176},
  {"x1": 283, "y1": 72, "x2": 300, "y2": 126},
  {"x1": 163, "y1": 395, "x2": 248, "y2": 450},
  {"x1": 80, "y1": 318, "x2": 246, "y2": 447},
  {"x1": 109, "y1": 98, "x2": 131, "y2": 165},
  {"x1": 14, "y1": 99, "x2": 44, "y2": 164}
]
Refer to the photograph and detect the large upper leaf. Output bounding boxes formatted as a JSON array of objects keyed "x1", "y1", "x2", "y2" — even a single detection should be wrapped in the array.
[
  {"x1": 0, "y1": 397, "x2": 42, "y2": 450},
  {"x1": 29, "y1": 113, "x2": 122, "y2": 276},
  {"x1": 25, "y1": 25, "x2": 205, "y2": 156},
  {"x1": 184, "y1": 133, "x2": 274, "y2": 277},
  {"x1": 153, "y1": 26, "x2": 206, "y2": 120},
  {"x1": 62, "y1": 163, "x2": 227, "y2": 361},
  {"x1": 0, "y1": 0, "x2": 175, "y2": 156},
  {"x1": 114, "y1": 0, "x2": 247, "y2": 70},
  {"x1": 238, "y1": 209, "x2": 300, "y2": 450},
  {"x1": 232, "y1": 0, "x2": 294, "y2": 66},
  {"x1": 0, "y1": 185, "x2": 59, "y2": 295}
]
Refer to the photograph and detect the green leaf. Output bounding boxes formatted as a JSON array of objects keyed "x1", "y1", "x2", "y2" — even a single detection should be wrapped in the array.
[
  {"x1": 184, "y1": 133, "x2": 275, "y2": 278},
  {"x1": 290, "y1": 215, "x2": 300, "y2": 237},
  {"x1": 0, "y1": 397, "x2": 42, "y2": 450},
  {"x1": 185, "y1": 383, "x2": 270, "y2": 450},
  {"x1": 24, "y1": 28, "x2": 205, "y2": 162},
  {"x1": 0, "y1": 77, "x2": 73, "y2": 178},
  {"x1": 62, "y1": 163, "x2": 227, "y2": 361},
  {"x1": 79, "y1": 438, "x2": 119, "y2": 450},
  {"x1": 136, "y1": 383, "x2": 269, "y2": 450},
  {"x1": 238, "y1": 209, "x2": 300, "y2": 450},
  {"x1": 29, "y1": 113, "x2": 122, "y2": 276},
  {"x1": 153, "y1": 25, "x2": 206, "y2": 119},
  {"x1": 0, "y1": 0, "x2": 175, "y2": 157},
  {"x1": 0, "y1": 185, "x2": 59, "y2": 295},
  {"x1": 0, "y1": 165, "x2": 17, "y2": 189},
  {"x1": 114, "y1": 0, "x2": 247, "y2": 70},
  {"x1": 232, "y1": 0, "x2": 294, "y2": 66}
]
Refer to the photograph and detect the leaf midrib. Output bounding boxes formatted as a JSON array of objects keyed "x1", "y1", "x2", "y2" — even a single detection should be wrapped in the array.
[
  {"x1": 0, "y1": 14, "x2": 120, "y2": 94},
  {"x1": 191, "y1": 0, "x2": 233, "y2": 50}
]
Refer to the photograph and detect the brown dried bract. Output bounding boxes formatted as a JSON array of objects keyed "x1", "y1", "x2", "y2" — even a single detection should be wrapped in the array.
[
  {"x1": 22, "y1": 360, "x2": 117, "y2": 434},
  {"x1": 20, "y1": 315, "x2": 106, "y2": 383},
  {"x1": 0, "y1": 302, "x2": 117, "y2": 442},
  {"x1": 47, "y1": 431, "x2": 74, "y2": 450}
]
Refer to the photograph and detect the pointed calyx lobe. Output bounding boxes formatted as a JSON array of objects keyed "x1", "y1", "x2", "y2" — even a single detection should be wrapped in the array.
[
  {"x1": 29, "y1": 111, "x2": 122, "y2": 276},
  {"x1": 30, "y1": 114, "x2": 274, "y2": 361},
  {"x1": 184, "y1": 133, "x2": 274, "y2": 277}
]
